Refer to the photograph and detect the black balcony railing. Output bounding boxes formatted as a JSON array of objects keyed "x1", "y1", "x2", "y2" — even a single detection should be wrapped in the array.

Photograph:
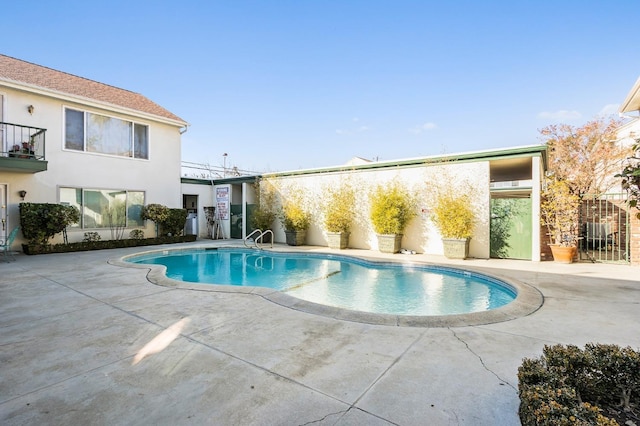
[{"x1": 1, "y1": 122, "x2": 46, "y2": 160}]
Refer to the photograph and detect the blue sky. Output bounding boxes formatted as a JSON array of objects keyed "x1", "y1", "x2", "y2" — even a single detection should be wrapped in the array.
[{"x1": 4, "y1": 1, "x2": 640, "y2": 173}]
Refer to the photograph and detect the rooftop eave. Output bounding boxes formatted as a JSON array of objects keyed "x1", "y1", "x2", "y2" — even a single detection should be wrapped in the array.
[
  {"x1": 264, "y1": 144, "x2": 548, "y2": 178},
  {"x1": 619, "y1": 76, "x2": 640, "y2": 113},
  {"x1": 0, "y1": 78, "x2": 189, "y2": 128}
]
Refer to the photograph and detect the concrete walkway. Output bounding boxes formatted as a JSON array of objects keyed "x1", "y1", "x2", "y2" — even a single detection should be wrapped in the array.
[{"x1": 1, "y1": 242, "x2": 637, "y2": 425}]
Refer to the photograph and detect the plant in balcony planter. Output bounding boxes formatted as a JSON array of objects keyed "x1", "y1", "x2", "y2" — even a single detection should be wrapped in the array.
[
  {"x1": 8, "y1": 143, "x2": 34, "y2": 158},
  {"x1": 279, "y1": 194, "x2": 311, "y2": 246},
  {"x1": 540, "y1": 177, "x2": 580, "y2": 263},
  {"x1": 430, "y1": 192, "x2": 476, "y2": 259},
  {"x1": 8, "y1": 144, "x2": 21, "y2": 158},
  {"x1": 369, "y1": 181, "x2": 417, "y2": 253},
  {"x1": 323, "y1": 184, "x2": 355, "y2": 249}
]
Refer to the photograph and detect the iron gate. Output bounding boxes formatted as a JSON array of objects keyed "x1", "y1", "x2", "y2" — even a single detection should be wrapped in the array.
[{"x1": 579, "y1": 193, "x2": 630, "y2": 263}]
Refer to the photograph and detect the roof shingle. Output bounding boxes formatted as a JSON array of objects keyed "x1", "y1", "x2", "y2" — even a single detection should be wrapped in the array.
[{"x1": 0, "y1": 54, "x2": 186, "y2": 125}]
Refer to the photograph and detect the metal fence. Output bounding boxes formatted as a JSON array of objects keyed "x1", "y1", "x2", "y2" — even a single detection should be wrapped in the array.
[
  {"x1": 579, "y1": 193, "x2": 630, "y2": 263},
  {"x1": 1, "y1": 122, "x2": 47, "y2": 160}
]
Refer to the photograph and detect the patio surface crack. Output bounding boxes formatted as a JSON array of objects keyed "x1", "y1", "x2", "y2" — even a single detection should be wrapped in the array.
[
  {"x1": 449, "y1": 328, "x2": 517, "y2": 392},
  {"x1": 297, "y1": 409, "x2": 348, "y2": 425}
]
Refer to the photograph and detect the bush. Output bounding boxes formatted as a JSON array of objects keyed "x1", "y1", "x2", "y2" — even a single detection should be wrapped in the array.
[
  {"x1": 140, "y1": 204, "x2": 170, "y2": 223},
  {"x1": 251, "y1": 178, "x2": 277, "y2": 231},
  {"x1": 129, "y1": 229, "x2": 145, "y2": 240},
  {"x1": 430, "y1": 192, "x2": 476, "y2": 239},
  {"x1": 83, "y1": 232, "x2": 101, "y2": 242},
  {"x1": 518, "y1": 344, "x2": 640, "y2": 425},
  {"x1": 251, "y1": 208, "x2": 276, "y2": 231},
  {"x1": 162, "y1": 208, "x2": 188, "y2": 237},
  {"x1": 369, "y1": 182, "x2": 416, "y2": 234},
  {"x1": 19, "y1": 203, "x2": 80, "y2": 248},
  {"x1": 22, "y1": 234, "x2": 197, "y2": 255},
  {"x1": 280, "y1": 193, "x2": 311, "y2": 232},
  {"x1": 324, "y1": 184, "x2": 356, "y2": 233},
  {"x1": 140, "y1": 204, "x2": 186, "y2": 237},
  {"x1": 518, "y1": 385, "x2": 613, "y2": 425}
]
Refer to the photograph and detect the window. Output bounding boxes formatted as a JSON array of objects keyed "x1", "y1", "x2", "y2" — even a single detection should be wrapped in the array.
[
  {"x1": 59, "y1": 187, "x2": 145, "y2": 228},
  {"x1": 64, "y1": 108, "x2": 149, "y2": 159}
]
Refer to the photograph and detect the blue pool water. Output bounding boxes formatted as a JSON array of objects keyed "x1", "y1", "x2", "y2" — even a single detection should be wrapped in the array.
[{"x1": 128, "y1": 248, "x2": 516, "y2": 316}]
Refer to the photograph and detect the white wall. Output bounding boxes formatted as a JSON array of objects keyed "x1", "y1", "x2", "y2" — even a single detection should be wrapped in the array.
[
  {"x1": 255, "y1": 161, "x2": 491, "y2": 258},
  {"x1": 181, "y1": 182, "x2": 213, "y2": 238}
]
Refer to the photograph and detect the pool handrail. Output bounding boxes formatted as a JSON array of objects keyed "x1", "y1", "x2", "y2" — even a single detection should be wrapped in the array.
[
  {"x1": 243, "y1": 229, "x2": 263, "y2": 248},
  {"x1": 244, "y1": 229, "x2": 273, "y2": 249},
  {"x1": 256, "y1": 230, "x2": 274, "y2": 249}
]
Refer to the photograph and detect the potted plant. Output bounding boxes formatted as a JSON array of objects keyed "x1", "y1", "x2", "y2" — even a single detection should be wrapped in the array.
[
  {"x1": 280, "y1": 194, "x2": 311, "y2": 246},
  {"x1": 540, "y1": 177, "x2": 580, "y2": 263},
  {"x1": 250, "y1": 179, "x2": 277, "y2": 242},
  {"x1": 369, "y1": 182, "x2": 417, "y2": 253},
  {"x1": 323, "y1": 184, "x2": 355, "y2": 249},
  {"x1": 8, "y1": 144, "x2": 21, "y2": 158},
  {"x1": 430, "y1": 192, "x2": 476, "y2": 259},
  {"x1": 8, "y1": 144, "x2": 33, "y2": 158}
]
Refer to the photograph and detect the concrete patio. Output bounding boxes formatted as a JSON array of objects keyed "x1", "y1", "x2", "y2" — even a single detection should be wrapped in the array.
[{"x1": 1, "y1": 241, "x2": 638, "y2": 425}]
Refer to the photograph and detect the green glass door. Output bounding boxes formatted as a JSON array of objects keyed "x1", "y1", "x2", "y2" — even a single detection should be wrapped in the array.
[
  {"x1": 230, "y1": 204, "x2": 243, "y2": 239},
  {"x1": 490, "y1": 197, "x2": 532, "y2": 260}
]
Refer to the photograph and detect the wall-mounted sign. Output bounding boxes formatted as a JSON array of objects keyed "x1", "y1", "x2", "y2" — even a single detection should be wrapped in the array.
[{"x1": 215, "y1": 187, "x2": 229, "y2": 220}]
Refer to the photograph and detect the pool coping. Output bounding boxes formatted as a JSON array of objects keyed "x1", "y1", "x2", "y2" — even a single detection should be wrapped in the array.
[{"x1": 109, "y1": 244, "x2": 544, "y2": 328}]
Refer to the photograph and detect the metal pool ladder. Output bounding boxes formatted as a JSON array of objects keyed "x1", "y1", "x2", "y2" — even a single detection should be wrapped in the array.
[{"x1": 243, "y1": 229, "x2": 274, "y2": 249}]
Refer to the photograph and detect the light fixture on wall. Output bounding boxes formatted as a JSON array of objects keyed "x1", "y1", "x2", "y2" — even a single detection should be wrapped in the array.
[
  {"x1": 18, "y1": 190, "x2": 27, "y2": 200},
  {"x1": 27, "y1": 105, "x2": 34, "y2": 115}
]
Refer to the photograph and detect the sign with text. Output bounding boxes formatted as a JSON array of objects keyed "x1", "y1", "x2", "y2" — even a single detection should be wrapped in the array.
[{"x1": 215, "y1": 187, "x2": 230, "y2": 220}]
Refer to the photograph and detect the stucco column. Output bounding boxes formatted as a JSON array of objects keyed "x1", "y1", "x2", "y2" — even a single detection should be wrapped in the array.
[
  {"x1": 242, "y1": 182, "x2": 248, "y2": 239},
  {"x1": 531, "y1": 155, "x2": 542, "y2": 261}
]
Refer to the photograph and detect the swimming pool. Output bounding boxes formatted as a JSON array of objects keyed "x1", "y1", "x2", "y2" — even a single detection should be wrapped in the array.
[{"x1": 125, "y1": 248, "x2": 519, "y2": 317}]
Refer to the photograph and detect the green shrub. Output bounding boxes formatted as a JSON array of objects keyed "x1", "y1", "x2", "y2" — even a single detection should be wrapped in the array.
[
  {"x1": 162, "y1": 208, "x2": 188, "y2": 236},
  {"x1": 518, "y1": 343, "x2": 640, "y2": 425},
  {"x1": 22, "y1": 234, "x2": 197, "y2": 255},
  {"x1": 129, "y1": 229, "x2": 145, "y2": 240},
  {"x1": 251, "y1": 178, "x2": 277, "y2": 231},
  {"x1": 141, "y1": 203, "x2": 168, "y2": 237},
  {"x1": 251, "y1": 208, "x2": 276, "y2": 231},
  {"x1": 19, "y1": 203, "x2": 80, "y2": 248},
  {"x1": 585, "y1": 343, "x2": 640, "y2": 411},
  {"x1": 83, "y1": 232, "x2": 101, "y2": 242},
  {"x1": 140, "y1": 204, "x2": 170, "y2": 223},
  {"x1": 140, "y1": 204, "x2": 186, "y2": 236},
  {"x1": 369, "y1": 182, "x2": 416, "y2": 234},
  {"x1": 518, "y1": 385, "x2": 615, "y2": 426}
]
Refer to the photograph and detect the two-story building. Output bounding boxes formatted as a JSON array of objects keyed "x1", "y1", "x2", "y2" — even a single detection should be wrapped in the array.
[{"x1": 0, "y1": 54, "x2": 188, "y2": 247}]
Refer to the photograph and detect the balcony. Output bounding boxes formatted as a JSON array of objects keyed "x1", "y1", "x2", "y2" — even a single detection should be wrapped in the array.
[{"x1": 0, "y1": 122, "x2": 47, "y2": 173}]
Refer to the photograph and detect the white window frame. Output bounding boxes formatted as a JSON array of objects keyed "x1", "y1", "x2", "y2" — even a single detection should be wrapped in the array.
[
  {"x1": 63, "y1": 106, "x2": 150, "y2": 160},
  {"x1": 59, "y1": 186, "x2": 146, "y2": 229}
]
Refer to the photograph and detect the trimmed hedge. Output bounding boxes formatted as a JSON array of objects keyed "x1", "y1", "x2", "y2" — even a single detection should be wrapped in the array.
[
  {"x1": 22, "y1": 235, "x2": 196, "y2": 255},
  {"x1": 20, "y1": 202, "x2": 80, "y2": 247},
  {"x1": 518, "y1": 344, "x2": 640, "y2": 425},
  {"x1": 140, "y1": 204, "x2": 187, "y2": 237}
]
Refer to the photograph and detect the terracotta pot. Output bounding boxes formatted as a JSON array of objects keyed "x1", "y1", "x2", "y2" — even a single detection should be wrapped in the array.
[{"x1": 549, "y1": 245, "x2": 577, "y2": 263}]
